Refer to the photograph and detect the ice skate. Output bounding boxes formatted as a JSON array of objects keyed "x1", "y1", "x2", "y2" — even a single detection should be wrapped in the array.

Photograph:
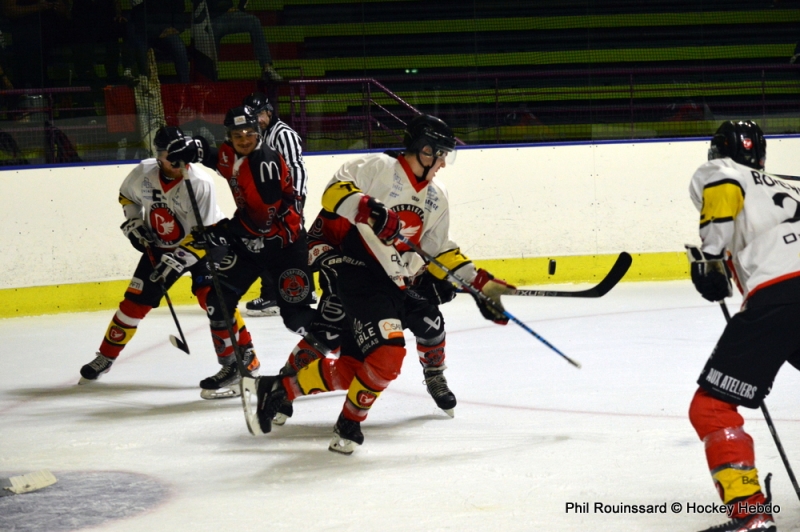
[
  {"x1": 199, "y1": 350, "x2": 260, "y2": 399},
  {"x1": 329, "y1": 413, "x2": 364, "y2": 455},
  {"x1": 245, "y1": 298, "x2": 280, "y2": 317},
  {"x1": 698, "y1": 474, "x2": 775, "y2": 532},
  {"x1": 79, "y1": 353, "x2": 114, "y2": 384},
  {"x1": 423, "y1": 366, "x2": 456, "y2": 417},
  {"x1": 243, "y1": 375, "x2": 287, "y2": 435},
  {"x1": 273, "y1": 400, "x2": 293, "y2": 426}
]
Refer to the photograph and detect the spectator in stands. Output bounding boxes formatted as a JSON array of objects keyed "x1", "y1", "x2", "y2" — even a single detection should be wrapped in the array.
[
  {"x1": 206, "y1": 0, "x2": 282, "y2": 82},
  {"x1": 2, "y1": 0, "x2": 70, "y2": 88},
  {"x1": 129, "y1": 0, "x2": 190, "y2": 83},
  {"x1": 69, "y1": 0, "x2": 128, "y2": 86}
]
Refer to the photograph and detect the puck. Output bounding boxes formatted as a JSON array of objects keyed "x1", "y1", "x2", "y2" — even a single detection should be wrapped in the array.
[{"x1": 548, "y1": 259, "x2": 556, "y2": 275}]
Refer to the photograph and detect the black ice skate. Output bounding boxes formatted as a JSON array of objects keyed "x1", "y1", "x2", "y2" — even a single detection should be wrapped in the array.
[
  {"x1": 199, "y1": 349, "x2": 260, "y2": 400},
  {"x1": 245, "y1": 298, "x2": 280, "y2": 317},
  {"x1": 79, "y1": 353, "x2": 114, "y2": 384},
  {"x1": 243, "y1": 375, "x2": 287, "y2": 435},
  {"x1": 423, "y1": 366, "x2": 457, "y2": 417},
  {"x1": 273, "y1": 400, "x2": 294, "y2": 426},
  {"x1": 329, "y1": 413, "x2": 364, "y2": 455},
  {"x1": 698, "y1": 474, "x2": 776, "y2": 532}
]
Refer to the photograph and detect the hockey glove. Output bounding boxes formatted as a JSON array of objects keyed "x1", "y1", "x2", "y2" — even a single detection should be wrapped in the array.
[
  {"x1": 411, "y1": 271, "x2": 457, "y2": 305},
  {"x1": 686, "y1": 245, "x2": 732, "y2": 302},
  {"x1": 354, "y1": 195, "x2": 401, "y2": 245},
  {"x1": 471, "y1": 269, "x2": 516, "y2": 325},
  {"x1": 150, "y1": 253, "x2": 184, "y2": 284},
  {"x1": 120, "y1": 218, "x2": 154, "y2": 253},
  {"x1": 165, "y1": 137, "x2": 199, "y2": 166}
]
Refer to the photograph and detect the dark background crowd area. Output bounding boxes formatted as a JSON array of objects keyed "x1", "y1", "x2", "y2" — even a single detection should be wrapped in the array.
[{"x1": 0, "y1": 0, "x2": 798, "y2": 166}]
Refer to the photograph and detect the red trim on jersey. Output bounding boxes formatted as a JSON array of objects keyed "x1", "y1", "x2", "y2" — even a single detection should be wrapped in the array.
[
  {"x1": 159, "y1": 171, "x2": 183, "y2": 193},
  {"x1": 745, "y1": 270, "x2": 800, "y2": 302},
  {"x1": 397, "y1": 155, "x2": 429, "y2": 193}
]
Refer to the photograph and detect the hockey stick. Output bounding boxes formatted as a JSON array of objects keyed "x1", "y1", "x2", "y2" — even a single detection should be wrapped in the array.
[
  {"x1": 183, "y1": 176, "x2": 249, "y2": 376},
  {"x1": 718, "y1": 301, "x2": 800, "y2": 502},
  {"x1": 479, "y1": 252, "x2": 632, "y2": 298},
  {"x1": 143, "y1": 242, "x2": 190, "y2": 354},
  {"x1": 397, "y1": 235, "x2": 581, "y2": 368}
]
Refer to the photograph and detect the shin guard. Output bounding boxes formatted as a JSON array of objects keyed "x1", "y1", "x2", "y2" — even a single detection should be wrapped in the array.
[
  {"x1": 689, "y1": 388, "x2": 763, "y2": 505},
  {"x1": 98, "y1": 299, "x2": 152, "y2": 358},
  {"x1": 417, "y1": 339, "x2": 446, "y2": 368}
]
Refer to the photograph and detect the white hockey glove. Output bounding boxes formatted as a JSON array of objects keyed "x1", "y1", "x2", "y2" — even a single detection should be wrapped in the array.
[{"x1": 120, "y1": 218, "x2": 154, "y2": 253}]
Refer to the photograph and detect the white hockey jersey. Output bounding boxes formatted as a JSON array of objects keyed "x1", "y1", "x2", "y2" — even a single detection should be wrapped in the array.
[
  {"x1": 689, "y1": 157, "x2": 800, "y2": 301},
  {"x1": 119, "y1": 159, "x2": 223, "y2": 250},
  {"x1": 322, "y1": 153, "x2": 474, "y2": 288}
]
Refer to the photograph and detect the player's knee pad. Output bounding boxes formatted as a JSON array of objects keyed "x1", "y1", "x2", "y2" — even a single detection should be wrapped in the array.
[
  {"x1": 361, "y1": 345, "x2": 406, "y2": 389},
  {"x1": 689, "y1": 387, "x2": 744, "y2": 440},
  {"x1": 209, "y1": 319, "x2": 240, "y2": 361}
]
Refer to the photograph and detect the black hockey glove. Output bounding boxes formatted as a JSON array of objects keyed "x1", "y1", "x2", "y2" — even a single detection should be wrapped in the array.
[
  {"x1": 411, "y1": 271, "x2": 457, "y2": 305},
  {"x1": 150, "y1": 252, "x2": 185, "y2": 285},
  {"x1": 191, "y1": 222, "x2": 231, "y2": 268},
  {"x1": 470, "y1": 269, "x2": 515, "y2": 325},
  {"x1": 120, "y1": 218, "x2": 154, "y2": 253},
  {"x1": 686, "y1": 245, "x2": 732, "y2": 302},
  {"x1": 354, "y1": 195, "x2": 401, "y2": 245}
]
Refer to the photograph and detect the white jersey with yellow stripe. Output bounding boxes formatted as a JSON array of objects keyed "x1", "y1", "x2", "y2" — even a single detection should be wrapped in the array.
[
  {"x1": 322, "y1": 152, "x2": 475, "y2": 288},
  {"x1": 119, "y1": 160, "x2": 224, "y2": 250},
  {"x1": 689, "y1": 157, "x2": 800, "y2": 300}
]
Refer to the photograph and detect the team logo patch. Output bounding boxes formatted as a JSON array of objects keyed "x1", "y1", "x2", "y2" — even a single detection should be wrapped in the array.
[
  {"x1": 149, "y1": 202, "x2": 184, "y2": 247},
  {"x1": 293, "y1": 348, "x2": 320, "y2": 368},
  {"x1": 108, "y1": 326, "x2": 127, "y2": 343},
  {"x1": 378, "y1": 318, "x2": 404, "y2": 340},
  {"x1": 356, "y1": 390, "x2": 378, "y2": 408},
  {"x1": 211, "y1": 333, "x2": 227, "y2": 355},
  {"x1": 127, "y1": 277, "x2": 144, "y2": 295},
  {"x1": 742, "y1": 137, "x2": 753, "y2": 150},
  {"x1": 392, "y1": 204, "x2": 425, "y2": 252},
  {"x1": 279, "y1": 269, "x2": 310, "y2": 303}
]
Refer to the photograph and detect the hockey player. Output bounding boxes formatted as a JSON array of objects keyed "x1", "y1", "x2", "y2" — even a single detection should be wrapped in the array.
[
  {"x1": 152, "y1": 105, "x2": 316, "y2": 398},
  {"x1": 240, "y1": 91, "x2": 309, "y2": 317},
  {"x1": 244, "y1": 114, "x2": 515, "y2": 454},
  {"x1": 79, "y1": 126, "x2": 237, "y2": 385},
  {"x1": 687, "y1": 120, "x2": 799, "y2": 532},
  {"x1": 266, "y1": 207, "x2": 460, "y2": 427}
]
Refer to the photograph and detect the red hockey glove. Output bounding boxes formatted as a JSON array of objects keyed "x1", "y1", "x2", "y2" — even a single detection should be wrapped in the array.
[
  {"x1": 354, "y1": 195, "x2": 400, "y2": 245},
  {"x1": 471, "y1": 269, "x2": 516, "y2": 325}
]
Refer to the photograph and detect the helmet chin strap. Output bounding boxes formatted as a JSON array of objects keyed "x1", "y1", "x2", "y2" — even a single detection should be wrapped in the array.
[{"x1": 415, "y1": 152, "x2": 439, "y2": 181}]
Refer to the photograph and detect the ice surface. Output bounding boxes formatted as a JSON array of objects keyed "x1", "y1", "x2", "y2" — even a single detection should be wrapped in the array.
[{"x1": 1, "y1": 281, "x2": 798, "y2": 531}]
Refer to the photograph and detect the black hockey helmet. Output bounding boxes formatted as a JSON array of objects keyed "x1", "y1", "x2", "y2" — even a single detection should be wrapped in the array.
[
  {"x1": 224, "y1": 105, "x2": 259, "y2": 133},
  {"x1": 708, "y1": 120, "x2": 766, "y2": 170},
  {"x1": 242, "y1": 92, "x2": 273, "y2": 114},
  {"x1": 153, "y1": 125, "x2": 186, "y2": 153},
  {"x1": 403, "y1": 114, "x2": 457, "y2": 158}
]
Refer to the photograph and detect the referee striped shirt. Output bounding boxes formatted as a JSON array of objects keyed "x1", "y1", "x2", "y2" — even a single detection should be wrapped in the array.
[{"x1": 263, "y1": 119, "x2": 308, "y2": 201}]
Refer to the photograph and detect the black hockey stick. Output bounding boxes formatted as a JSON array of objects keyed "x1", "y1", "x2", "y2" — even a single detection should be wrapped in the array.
[
  {"x1": 397, "y1": 235, "x2": 581, "y2": 368},
  {"x1": 508, "y1": 252, "x2": 632, "y2": 298},
  {"x1": 719, "y1": 302, "x2": 800, "y2": 502},
  {"x1": 143, "y1": 242, "x2": 190, "y2": 354}
]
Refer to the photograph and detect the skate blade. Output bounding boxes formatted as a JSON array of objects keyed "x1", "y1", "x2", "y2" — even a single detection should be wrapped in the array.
[
  {"x1": 442, "y1": 408, "x2": 455, "y2": 418},
  {"x1": 328, "y1": 436, "x2": 358, "y2": 455},
  {"x1": 273, "y1": 412, "x2": 289, "y2": 426},
  {"x1": 78, "y1": 376, "x2": 98, "y2": 385},
  {"x1": 245, "y1": 308, "x2": 280, "y2": 317},
  {"x1": 200, "y1": 387, "x2": 241, "y2": 400},
  {"x1": 241, "y1": 377, "x2": 265, "y2": 436}
]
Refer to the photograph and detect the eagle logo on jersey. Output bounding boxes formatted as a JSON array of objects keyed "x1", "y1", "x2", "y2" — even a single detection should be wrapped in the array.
[
  {"x1": 392, "y1": 204, "x2": 425, "y2": 252},
  {"x1": 149, "y1": 202, "x2": 184, "y2": 246},
  {"x1": 278, "y1": 268, "x2": 310, "y2": 303}
]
